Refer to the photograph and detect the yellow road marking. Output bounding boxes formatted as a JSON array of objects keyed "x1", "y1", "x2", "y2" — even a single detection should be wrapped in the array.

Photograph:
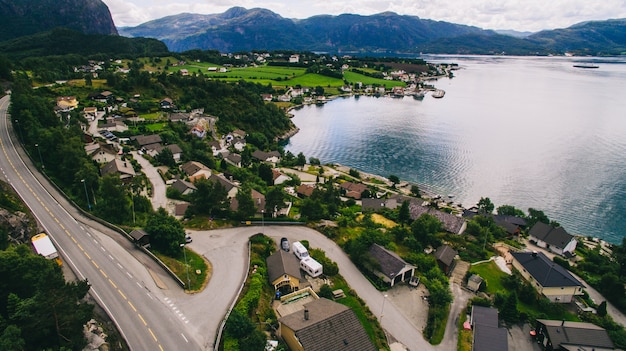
[
  {"x1": 117, "y1": 289, "x2": 126, "y2": 300},
  {"x1": 99, "y1": 269, "x2": 107, "y2": 278},
  {"x1": 138, "y1": 313, "x2": 147, "y2": 326},
  {"x1": 148, "y1": 328, "x2": 157, "y2": 342},
  {"x1": 128, "y1": 301, "x2": 137, "y2": 312},
  {"x1": 109, "y1": 279, "x2": 117, "y2": 289},
  {"x1": 84, "y1": 252, "x2": 91, "y2": 259}
]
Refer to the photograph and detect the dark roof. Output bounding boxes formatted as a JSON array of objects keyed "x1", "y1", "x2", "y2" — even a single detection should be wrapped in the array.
[
  {"x1": 251, "y1": 149, "x2": 280, "y2": 161},
  {"x1": 208, "y1": 174, "x2": 235, "y2": 192},
  {"x1": 471, "y1": 305, "x2": 498, "y2": 327},
  {"x1": 434, "y1": 245, "x2": 458, "y2": 267},
  {"x1": 131, "y1": 134, "x2": 162, "y2": 147},
  {"x1": 529, "y1": 222, "x2": 575, "y2": 250},
  {"x1": 175, "y1": 203, "x2": 189, "y2": 216},
  {"x1": 279, "y1": 298, "x2": 376, "y2": 351},
  {"x1": 368, "y1": 244, "x2": 415, "y2": 279},
  {"x1": 129, "y1": 229, "x2": 149, "y2": 241},
  {"x1": 171, "y1": 179, "x2": 196, "y2": 194},
  {"x1": 361, "y1": 198, "x2": 386, "y2": 211},
  {"x1": 537, "y1": 319, "x2": 615, "y2": 349},
  {"x1": 226, "y1": 153, "x2": 242, "y2": 164},
  {"x1": 473, "y1": 324, "x2": 508, "y2": 351},
  {"x1": 409, "y1": 202, "x2": 466, "y2": 234},
  {"x1": 181, "y1": 161, "x2": 206, "y2": 176},
  {"x1": 266, "y1": 250, "x2": 301, "y2": 283},
  {"x1": 511, "y1": 252, "x2": 583, "y2": 288}
]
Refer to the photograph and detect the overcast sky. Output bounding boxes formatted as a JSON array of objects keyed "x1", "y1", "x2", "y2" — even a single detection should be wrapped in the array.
[{"x1": 102, "y1": 0, "x2": 626, "y2": 32}]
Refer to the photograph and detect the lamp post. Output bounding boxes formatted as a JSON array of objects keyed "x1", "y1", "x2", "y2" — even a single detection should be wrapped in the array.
[
  {"x1": 261, "y1": 209, "x2": 264, "y2": 234},
  {"x1": 380, "y1": 294, "x2": 388, "y2": 324},
  {"x1": 35, "y1": 143, "x2": 44, "y2": 170},
  {"x1": 14, "y1": 119, "x2": 23, "y2": 143},
  {"x1": 180, "y1": 243, "x2": 191, "y2": 290},
  {"x1": 81, "y1": 179, "x2": 91, "y2": 211}
]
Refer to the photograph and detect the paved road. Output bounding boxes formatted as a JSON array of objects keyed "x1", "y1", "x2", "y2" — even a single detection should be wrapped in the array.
[
  {"x1": 0, "y1": 96, "x2": 202, "y2": 351},
  {"x1": 187, "y1": 225, "x2": 441, "y2": 351},
  {"x1": 131, "y1": 151, "x2": 168, "y2": 212}
]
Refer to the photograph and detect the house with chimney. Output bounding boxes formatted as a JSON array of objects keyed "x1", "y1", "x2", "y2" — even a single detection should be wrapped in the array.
[
  {"x1": 409, "y1": 202, "x2": 466, "y2": 234},
  {"x1": 510, "y1": 251, "x2": 584, "y2": 303},
  {"x1": 535, "y1": 319, "x2": 616, "y2": 350},
  {"x1": 278, "y1": 298, "x2": 376, "y2": 351},
  {"x1": 84, "y1": 141, "x2": 118, "y2": 164},
  {"x1": 266, "y1": 250, "x2": 303, "y2": 294},
  {"x1": 100, "y1": 159, "x2": 136, "y2": 183}
]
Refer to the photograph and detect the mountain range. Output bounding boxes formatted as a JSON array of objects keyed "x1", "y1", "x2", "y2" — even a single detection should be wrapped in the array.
[{"x1": 119, "y1": 7, "x2": 626, "y2": 55}]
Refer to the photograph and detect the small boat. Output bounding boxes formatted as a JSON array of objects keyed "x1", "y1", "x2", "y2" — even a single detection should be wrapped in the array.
[
  {"x1": 573, "y1": 63, "x2": 599, "y2": 69},
  {"x1": 432, "y1": 89, "x2": 445, "y2": 98}
]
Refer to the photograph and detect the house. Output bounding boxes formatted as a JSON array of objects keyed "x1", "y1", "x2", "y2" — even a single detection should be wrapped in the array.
[
  {"x1": 266, "y1": 250, "x2": 303, "y2": 294},
  {"x1": 131, "y1": 134, "x2": 162, "y2": 151},
  {"x1": 251, "y1": 150, "x2": 281, "y2": 164},
  {"x1": 129, "y1": 229, "x2": 150, "y2": 247},
  {"x1": 272, "y1": 169, "x2": 292, "y2": 185},
  {"x1": 433, "y1": 244, "x2": 458, "y2": 275},
  {"x1": 529, "y1": 222, "x2": 577, "y2": 256},
  {"x1": 467, "y1": 274, "x2": 483, "y2": 292},
  {"x1": 339, "y1": 181, "x2": 368, "y2": 199},
  {"x1": 230, "y1": 189, "x2": 266, "y2": 214},
  {"x1": 261, "y1": 94, "x2": 273, "y2": 101},
  {"x1": 160, "y1": 98, "x2": 174, "y2": 109},
  {"x1": 409, "y1": 202, "x2": 467, "y2": 234},
  {"x1": 181, "y1": 161, "x2": 208, "y2": 177},
  {"x1": 510, "y1": 251, "x2": 584, "y2": 303},
  {"x1": 92, "y1": 91, "x2": 113, "y2": 103},
  {"x1": 83, "y1": 106, "x2": 98, "y2": 121},
  {"x1": 171, "y1": 179, "x2": 197, "y2": 196},
  {"x1": 174, "y1": 203, "x2": 190, "y2": 219},
  {"x1": 168, "y1": 112, "x2": 190, "y2": 122},
  {"x1": 296, "y1": 184, "x2": 315, "y2": 198},
  {"x1": 367, "y1": 244, "x2": 416, "y2": 287},
  {"x1": 56, "y1": 96, "x2": 78, "y2": 111},
  {"x1": 208, "y1": 174, "x2": 238, "y2": 198},
  {"x1": 100, "y1": 159, "x2": 136, "y2": 182},
  {"x1": 230, "y1": 137, "x2": 246, "y2": 152},
  {"x1": 535, "y1": 319, "x2": 615, "y2": 350},
  {"x1": 84, "y1": 142, "x2": 118, "y2": 164},
  {"x1": 225, "y1": 153, "x2": 242, "y2": 167},
  {"x1": 208, "y1": 140, "x2": 221, "y2": 155},
  {"x1": 190, "y1": 123, "x2": 207, "y2": 139},
  {"x1": 471, "y1": 305, "x2": 508, "y2": 351},
  {"x1": 153, "y1": 144, "x2": 183, "y2": 163},
  {"x1": 278, "y1": 298, "x2": 377, "y2": 351},
  {"x1": 232, "y1": 129, "x2": 246, "y2": 139}
]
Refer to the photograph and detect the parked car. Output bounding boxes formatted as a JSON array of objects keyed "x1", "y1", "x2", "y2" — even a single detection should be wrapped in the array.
[
  {"x1": 185, "y1": 235, "x2": 192, "y2": 243},
  {"x1": 280, "y1": 237, "x2": 289, "y2": 252}
]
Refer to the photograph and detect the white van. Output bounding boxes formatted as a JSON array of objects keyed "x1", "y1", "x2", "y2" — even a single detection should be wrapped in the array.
[
  {"x1": 300, "y1": 257, "x2": 323, "y2": 278},
  {"x1": 292, "y1": 241, "x2": 309, "y2": 260}
]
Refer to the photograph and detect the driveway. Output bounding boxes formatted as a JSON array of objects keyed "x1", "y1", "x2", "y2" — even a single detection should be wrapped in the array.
[
  {"x1": 180, "y1": 225, "x2": 480, "y2": 351},
  {"x1": 130, "y1": 151, "x2": 168, "y2": 212}
]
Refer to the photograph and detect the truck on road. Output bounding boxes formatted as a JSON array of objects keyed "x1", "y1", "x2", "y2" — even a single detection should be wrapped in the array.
[{"x1": 31, "y1": 233, "x2": 62, "y2": 266}]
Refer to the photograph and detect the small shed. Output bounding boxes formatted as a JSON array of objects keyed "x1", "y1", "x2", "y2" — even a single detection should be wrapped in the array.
[
  {"x1": 129, "y1": 229, "x2": 150, "y2": 247},
  {"x1": 468, "y1": 274, "x2": 484, "y2": 292}
]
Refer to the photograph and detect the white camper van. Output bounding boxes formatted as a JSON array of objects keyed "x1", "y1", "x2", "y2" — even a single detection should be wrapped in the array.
[
  {"x1": 292, "y1": 241, "x2": 309, "y2": 260},
  {"x1": 300, "y1": 257, "x2": 323, "y2": 278}
]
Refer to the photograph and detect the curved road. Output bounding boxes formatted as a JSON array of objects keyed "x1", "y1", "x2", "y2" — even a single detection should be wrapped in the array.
[
  {"x1": 0, "y1": 95, "x2": 202, "y2": 351},
  {"x1": 130, "y1": 151, "x2": 168, "y2": 212}
]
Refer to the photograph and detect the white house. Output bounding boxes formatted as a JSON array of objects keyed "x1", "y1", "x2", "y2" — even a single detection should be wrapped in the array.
[{"x1": 529, "y1": 222, "x2": 577, "y2": 256}]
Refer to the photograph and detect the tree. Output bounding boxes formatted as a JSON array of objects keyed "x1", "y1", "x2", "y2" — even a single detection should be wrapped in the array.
[
  {"x1": 477, "y1": 197, "x2": 494, "y2": 214},
  {"x1": 598, "y1": 301, "x2": 608, "y2": 317},
  {"x1": 389, "y1": 175, "x2": 400, "y2": 188},
  {"x1": 300, "y1": 198, "x2": 326, "y2": 221},
  {"x1": 188, "y1": 178, "x2": 228, "y2": 216},
  {"x1": 501, "y1": 292, "x2": 520, "y2": 323},
  {"x1": 234, "y1": 186, "x2": 256, "y2": 220},
  {"x1": 527, "y1": 208, "x2": 550, "y2": 228},
  {"x1": 497, "y1": 205, "x2": 525, "y2": 217},
  {"x1": 411, "y1": 214, "x2": 442, "y2": 247},
  {"x1": 225, "y1": 309, "x2": 254, "y2": 339},
  {"x1": 265, "y1": 187, "x2": 285, "y2": 214},
  {"x1": 257, "y1": 163, "x2": 274, "y2": 186},
  {"x1": 156, "y1": 147, "x2": 176, "y2": 168},
  {"x1": 398, "y1": 200, "x2": 411, "y2": 224},
  {"x1": 410, "y1": 184, "x2": 421, "y2": 197},
  {"x1": 97, "y1": 174, "x2": 131, "y2": 224},
  {"x1": 145, "y1": 207, "x2": 186, "y2": 257},
  {"x1": 296, "y1": 152, "x2": 306, "y2": 167}
]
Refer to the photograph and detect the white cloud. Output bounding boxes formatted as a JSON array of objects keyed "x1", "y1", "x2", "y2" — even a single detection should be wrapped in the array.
[{"x1": 102, "y1": 0, "x2": 626, "y2": 32}]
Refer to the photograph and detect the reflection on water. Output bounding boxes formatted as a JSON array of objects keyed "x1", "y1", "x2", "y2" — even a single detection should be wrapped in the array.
[{"x1": 285, "y1": 56, "x2": 626, "y2": 243}]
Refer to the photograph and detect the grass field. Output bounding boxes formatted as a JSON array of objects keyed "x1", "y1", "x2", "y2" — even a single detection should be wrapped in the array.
[
  {"x1": 469, "y1": 260, "x2": 508, "y2": 294},
  {"x1": 344, "y1": 70, "x2": 405, "y2": 88}
]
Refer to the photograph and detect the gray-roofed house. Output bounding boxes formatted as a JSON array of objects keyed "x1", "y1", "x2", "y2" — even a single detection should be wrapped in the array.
[
  {"x1": 511, "y1": 251, "x2": 584, "y2": 303},
  {"x1": 266, "y1": 250, "x2": 303, "y2": 294},
  {"x1": 151, "y1": 144, "x2": 183, "y2": 163},
  {"x1": 467, "y1": 274, "x2": 484, "y2": 292},
  {"x1": 230, "y1": 189, "x2": 266, "y2": 214},
  {"x1": 434, "y1": 245, "x2": 458, "y2": 275},
  {"x1": 181, "y1": 161, "x2": 207, "y2": 177},
  {"x1": 171, "y1": 179, "x2": 197, "y2": 196},
  {"x1": 409, "y1": 202, "x2": 467, "y2": 234},
  {"x1": 278, "y1": 298, "x2": 377, "y2": 351},
  {"x1": 131, "y1": 134, "x2": 162, "y2": 151},
  {"x1": 85, "y1": 141, "x2": 118, "y2": 164},
  {"x1": 251, "y1": 150, "x2": 281, "y2": 165},
  {"x1": 529, "y1": 222, "x2": 577, "y2": 257},
  {"x1": 367, "y1": 244, "x2": 416, "y2": 287},
  {"x1": 470, "y1": 305, "x2": 508, "y2": 351},
  {"x1": 129, "y1": 229, "x2": 150, "y2": 247},
  {"x1": 225, "y1": 153, "x2": 242, "y2": 167},
  {"x1": 100, "y1": 159, "x2": 136, "y2": 182},
  {"x1": 535, "y1": 319, "x2": 615, "y2": 350},
  {"x1": 208, "y1": 174, "x2": 238, "y2": 198}
]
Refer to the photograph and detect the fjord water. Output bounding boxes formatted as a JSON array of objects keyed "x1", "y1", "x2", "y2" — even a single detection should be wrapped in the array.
[{"x1": 285, "y1": 56, "x2": 626, "y2": 243}]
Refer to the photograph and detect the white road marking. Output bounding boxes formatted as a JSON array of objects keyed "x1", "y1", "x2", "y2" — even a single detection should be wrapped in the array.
[{"x1": 181, "y1": 333, "x2": 188, "y2": 343}]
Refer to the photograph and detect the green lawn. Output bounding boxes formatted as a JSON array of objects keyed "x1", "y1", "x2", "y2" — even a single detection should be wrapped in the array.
[
  {"x1": 469, "y1": 261, "x2": 508, "y2": 294},
  {"x1": 155, "y1": 248, "x2": 209, "y2": 291}
]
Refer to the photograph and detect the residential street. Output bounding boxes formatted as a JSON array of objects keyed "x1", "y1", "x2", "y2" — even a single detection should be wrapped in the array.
[{"x1": 131, "y1": 151, "x2": 169, "y2": 212}]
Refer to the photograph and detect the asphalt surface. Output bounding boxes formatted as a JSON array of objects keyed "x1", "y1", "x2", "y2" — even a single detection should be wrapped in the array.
[
  {"x1": 0, "y1": 95, "x2": 202, "y2": 351},
  {"x1": 130, "y1": 151, "x2": 169, "y2": 211}
]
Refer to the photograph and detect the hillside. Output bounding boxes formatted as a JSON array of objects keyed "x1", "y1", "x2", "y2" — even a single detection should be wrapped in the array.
[
  {"x1": 0, "y1": 0, "x2": 117, "y2": 42},
  {"x1": 119, "y1": 7, "x2": 626, "y2": 56}
]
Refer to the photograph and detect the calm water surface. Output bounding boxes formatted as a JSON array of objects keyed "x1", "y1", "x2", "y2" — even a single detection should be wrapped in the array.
[{"x1": 285, "y1": 56, "x2": 626, "y2": 243}]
